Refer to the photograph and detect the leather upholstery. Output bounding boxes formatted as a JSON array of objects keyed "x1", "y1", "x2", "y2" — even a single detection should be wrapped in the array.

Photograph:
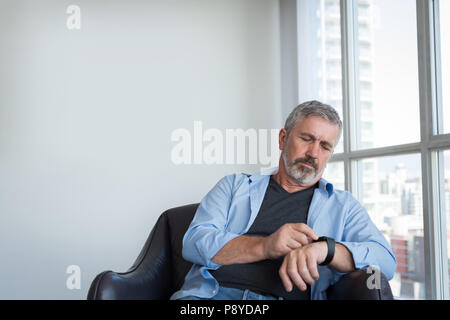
[{"x1": 87, "y1": 203, "x2": 394, "y2": 300}]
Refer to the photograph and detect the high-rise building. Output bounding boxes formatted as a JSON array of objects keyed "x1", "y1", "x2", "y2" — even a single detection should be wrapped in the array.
[{"x1": 298, "y1": 0, "x2": 376, "y2": 191}]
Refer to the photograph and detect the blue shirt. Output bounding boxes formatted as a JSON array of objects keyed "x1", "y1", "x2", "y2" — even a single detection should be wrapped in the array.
[{"x1": 170, "y1": 167, "x2": 397, "y2": 300}]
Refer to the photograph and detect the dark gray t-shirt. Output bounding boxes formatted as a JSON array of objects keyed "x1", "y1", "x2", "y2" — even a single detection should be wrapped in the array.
[{"x1": 210, "y1": 176, "x2": 317, "y2": 300}]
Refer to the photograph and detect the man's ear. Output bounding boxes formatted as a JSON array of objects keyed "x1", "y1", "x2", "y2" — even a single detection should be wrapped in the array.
[{"x1": 279, "y1": 128, "x2": 288, "y2": 151}]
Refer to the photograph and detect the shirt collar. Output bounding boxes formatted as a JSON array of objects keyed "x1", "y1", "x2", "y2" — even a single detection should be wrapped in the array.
[{"x1": 244, "y1": 167, "x2": 334, "y2": 197}]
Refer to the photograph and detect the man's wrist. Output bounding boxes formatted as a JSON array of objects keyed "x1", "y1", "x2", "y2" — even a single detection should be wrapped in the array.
[
  {"x1": 312, "y1": 241, "x2": 328, "y2": 264},
  {"x1": 257, "y1": 236, "x2": 269, "y2": 260}
]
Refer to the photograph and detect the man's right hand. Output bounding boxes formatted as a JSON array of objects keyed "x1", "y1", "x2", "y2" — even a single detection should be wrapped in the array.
[{"x1": 263, "y1": 223, "x2": 319, "y2": 260}]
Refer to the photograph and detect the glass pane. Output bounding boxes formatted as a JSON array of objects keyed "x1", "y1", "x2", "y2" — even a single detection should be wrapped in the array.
[
  {"x1": 357, "y1": 154, "x2": 425, "y2": 299},
  {"x1": 297, "y1": 0, "x2": 344, "y2": 153},
  {"x1": 323, "y1": 161, "x2": 345, "y2": 190},
  {"x1": 355, "y1": 0, "x2": 420, "y2": 149},
  {"x1": 442, "y1": 150, "x2": 450, "y2": 296},
  {"x1": 440, "y1": 0, "x2": 450, "y2": 133}
]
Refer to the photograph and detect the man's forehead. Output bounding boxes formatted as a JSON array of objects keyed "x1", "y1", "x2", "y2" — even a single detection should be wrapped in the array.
[
  {"x1": 293, "y1": 116, "x2": 340, "y2": 143},
  {"x1": 294, "y1": 116, "x2": 340, "y2": 132}
]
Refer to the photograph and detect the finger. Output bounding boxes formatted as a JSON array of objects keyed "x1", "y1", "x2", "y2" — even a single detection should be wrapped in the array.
[
  {"x1": 290, "y1": 231, "x2": 311, "y2": 246},
  {"x1": 286, "y1": 254, "x2": 307, "y2": 291},
  {"x1": 291, "y1": 223, "x2": 318, "y2": 241},
  {"x1": 307, "y1": 254, "x2": 320, "y2": 281},
  {"x1": 286, "y1": 238, "x2": 303, "y2": 250},
  {"x1": 279, "y1": 257, "x2": 293, "y2": 292},
  {"x1": 297, "y1": 255, "x2": 315, "y2": 287}
]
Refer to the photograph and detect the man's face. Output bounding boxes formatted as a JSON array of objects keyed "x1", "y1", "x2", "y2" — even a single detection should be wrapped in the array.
[{"x1": 280, "y1": 116, "x2": 340, "y2": 186}]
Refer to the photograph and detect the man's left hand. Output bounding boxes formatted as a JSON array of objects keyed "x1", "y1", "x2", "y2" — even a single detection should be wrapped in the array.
[{"x1": 278, "y1": 241, "x2": 328, "y2": 292}]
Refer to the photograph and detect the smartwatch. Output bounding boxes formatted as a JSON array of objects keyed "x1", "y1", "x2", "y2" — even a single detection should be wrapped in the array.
[{"x1": 313, "y1": 236, "x2": 335, "y2": 266}]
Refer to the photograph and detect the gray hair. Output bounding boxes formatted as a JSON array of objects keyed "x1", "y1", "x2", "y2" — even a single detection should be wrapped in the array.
[{"x1": 284, "y1": 100, "x2": 343, "y2": 145}]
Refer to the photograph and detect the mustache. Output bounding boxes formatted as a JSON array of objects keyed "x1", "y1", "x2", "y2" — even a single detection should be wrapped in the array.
[{"x1": 293, "y1": 157, "x2": 317, "y2": 170}]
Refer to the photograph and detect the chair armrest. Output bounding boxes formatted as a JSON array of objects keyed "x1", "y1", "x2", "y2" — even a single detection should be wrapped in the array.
[
  {"x1": 87, "y1": 213, "x2": 174, "y2": 300},
  {"x1": 87, "y1": 270, "x2": 165, "y2": 300},
  {"x1": 326, "y1": 269, "x2": 394, "y2": 300}
]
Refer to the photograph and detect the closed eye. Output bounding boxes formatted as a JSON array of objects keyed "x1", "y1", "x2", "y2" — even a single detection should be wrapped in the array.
[
  {"x1": 299, "y1": 133, "x2": 314, "y2": 141},
  {"x1": 299, "y1": 133, "x2": 333, "y2": 151}
]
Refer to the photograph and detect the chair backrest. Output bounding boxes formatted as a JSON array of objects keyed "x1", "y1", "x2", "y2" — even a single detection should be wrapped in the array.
[{"x1": 122, "y1": 203, "x2": 199, "y2": 299}]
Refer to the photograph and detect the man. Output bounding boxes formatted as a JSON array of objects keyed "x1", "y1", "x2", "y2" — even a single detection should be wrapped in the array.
[{"x1": 171, "y1": 100, "x2": 396, "y2": 300}]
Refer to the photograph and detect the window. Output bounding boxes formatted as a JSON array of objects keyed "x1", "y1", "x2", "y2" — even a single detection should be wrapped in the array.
[
  {"x1": 323, "y1": 161, "x2": 345, "y2": 190},
  {"x1": 355, "y1": 0, "x2": 420, "y2": 150},
  {"x1": 296, "y1": 0, "x2": 450, "y2": 299},
  {"x1": 358, "y1": 155, "x2": 425, "y2": 299}
]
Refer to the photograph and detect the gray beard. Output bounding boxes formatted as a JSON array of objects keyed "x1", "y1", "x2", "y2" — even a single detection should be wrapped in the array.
[{"x1": 282, "y1": 152, "x2": 324, "y2": 185}]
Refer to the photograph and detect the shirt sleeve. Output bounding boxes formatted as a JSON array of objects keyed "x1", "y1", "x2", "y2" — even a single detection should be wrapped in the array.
[
  {"x1": 181, "y1": 174, "x2": 241, "y2": 269},
  {"x1": 338, "y1": 195, "x2": 397, "y2": 280}
]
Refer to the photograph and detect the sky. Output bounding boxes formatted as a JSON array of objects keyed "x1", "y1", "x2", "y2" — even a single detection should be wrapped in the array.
[{"x1": 371, "y1": 0, "x2": 420, "y2": 148}]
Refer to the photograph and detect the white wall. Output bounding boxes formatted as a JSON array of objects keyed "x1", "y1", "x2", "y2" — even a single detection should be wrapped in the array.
[{"x1": 0, "y1": 0, "x2": 282, "y2": 299}]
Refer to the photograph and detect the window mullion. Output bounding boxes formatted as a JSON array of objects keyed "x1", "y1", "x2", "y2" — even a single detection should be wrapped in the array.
[
  {"x1": 340, "y1": 0, "x2": 359, "y2": 195},
  {"x1": 416, "y1": 0, "x2": 442, "y2": 300},
  {"x1": 433, "y1": 0, "x2": 449, "y2": 299}
]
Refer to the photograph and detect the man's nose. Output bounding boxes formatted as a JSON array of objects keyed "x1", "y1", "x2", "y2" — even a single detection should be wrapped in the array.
[{"x1": 306, "y1": 141, "x2": 320, "y2": 159}]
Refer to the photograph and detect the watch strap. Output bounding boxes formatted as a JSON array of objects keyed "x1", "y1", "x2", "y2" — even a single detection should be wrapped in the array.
[{"x1": 313, "y1": 236, "x2": 335, "y2": 266}]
